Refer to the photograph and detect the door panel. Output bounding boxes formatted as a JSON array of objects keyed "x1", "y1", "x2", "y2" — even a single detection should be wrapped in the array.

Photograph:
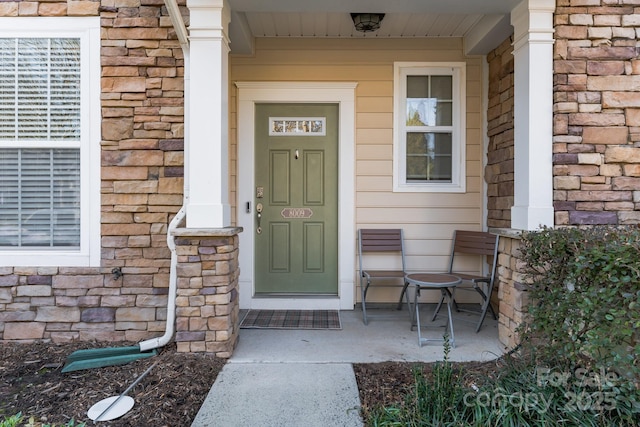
[
  {"x1": 255, "y1": 103, "x2": 338, "y2": 294},
  {"x1": 270, "y1": 151, "x2": 290, "y2": 205},
  {"x1": 304, "y1": 151, "x2": 324, "y2": 205},
  {"x1": 303, "y1": 222, "x2": 324, "y2": 272},
  {"x1": 270, "y1": 222, "x2": 290, "y2": 272}
]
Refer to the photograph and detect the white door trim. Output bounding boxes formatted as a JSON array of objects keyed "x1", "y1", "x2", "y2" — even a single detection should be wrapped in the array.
[{"x1": 236, "y1": 82, "x2": 357, "y2": 310}]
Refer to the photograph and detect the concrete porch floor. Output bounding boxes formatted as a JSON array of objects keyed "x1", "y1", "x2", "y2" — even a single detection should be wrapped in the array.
[{"x1": 233, "y1": 304, "x2": 507, "y2": 363}]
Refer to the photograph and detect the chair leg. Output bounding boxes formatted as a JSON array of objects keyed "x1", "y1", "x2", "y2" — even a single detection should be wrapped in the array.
[
  {"x1": 475, "y1": 283, "x2": 496, "y2": 332},
  {"x1": 476, "y1": 301, "x2": 489, "y2": 333},
  {"x1": 361, "y1": 279, "x2": 369, "y2": 325},
  {"x1": 473, "y1": 283, "x2": 497, "y2": 320},
  {"x1": 402, "y1": 280, "x2": 414, "y2": 321},
  {"x1": 396, "y1": 280, "x2": 410, "y2": 310}
]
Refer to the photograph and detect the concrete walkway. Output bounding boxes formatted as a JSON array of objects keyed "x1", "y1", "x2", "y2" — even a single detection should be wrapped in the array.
[{"x1": 191, "y1": 306, "x2": 505, "y2": 426}]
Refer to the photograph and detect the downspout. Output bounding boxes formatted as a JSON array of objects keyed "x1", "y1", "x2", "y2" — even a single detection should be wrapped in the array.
[{"x1": 139, "y1": 0, "x2": 190, "y2": 352}]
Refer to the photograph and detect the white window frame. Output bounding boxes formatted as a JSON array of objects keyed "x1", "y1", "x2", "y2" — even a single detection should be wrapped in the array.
[
  {"x1": 0, "y1": 17, "x2": 100, "y2": 267},
  {"x1": 393, "y1": 62, "x2": 466, "y2": 193}
]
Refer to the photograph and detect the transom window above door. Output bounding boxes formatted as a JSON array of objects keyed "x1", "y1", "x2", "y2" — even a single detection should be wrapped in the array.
[{"x1": 393, "y1": 62, "x2": 466, "y2": 193}]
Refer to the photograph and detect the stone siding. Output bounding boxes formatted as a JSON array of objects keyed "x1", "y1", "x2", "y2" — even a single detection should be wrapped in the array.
[
  {"x1": 486, "y1": 36, "x2": 515, "y2": 229},
  {"x1": 491, "y1": 231, "x2": 528, "y2": 350},
  {"x1": 0, "y1": 0, "x2": 233, "y2": 354},
  {"x1": 174, "y1": 231, "x2": 240, "y2": 357},
  {"x1": 554, "y1": 0, "x2": 640, "y2": 225}
]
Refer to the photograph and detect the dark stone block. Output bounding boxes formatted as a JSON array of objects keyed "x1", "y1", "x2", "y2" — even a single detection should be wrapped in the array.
[
  {"x1": 164, "y1": 166, "x2": 184, "y2": 177},
  {"x1": 159, "y1": 139, "x2": 184, "y2": 151},
  {"x1": 27, "y1": 275, "x2": 52, "y2": 286},
  {"x1": 554, "y1": 153, "x2": 578, "y2": 164},
  {"x1": 569, "y1": 210, "x2": 618, "y2": 225},
  {"x1": 81, "y1": 308, "x2": 115, "y2": 323},
  {"x1": 554, "y1": 201, "x2": 576, "y2": 210},
  {"x1": 175, "y1": 331, "x2": 205, "y2": 342}
]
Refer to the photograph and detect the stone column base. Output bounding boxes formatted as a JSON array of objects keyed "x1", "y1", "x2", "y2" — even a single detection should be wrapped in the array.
[{"x1": 173, "y1": 227, "x2": 242, "y2": 358}]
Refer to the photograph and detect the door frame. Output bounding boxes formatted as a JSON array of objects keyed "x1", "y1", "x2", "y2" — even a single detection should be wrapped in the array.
[{"x1": 236, "y1": 82, "x2": 357, "y2": 310}]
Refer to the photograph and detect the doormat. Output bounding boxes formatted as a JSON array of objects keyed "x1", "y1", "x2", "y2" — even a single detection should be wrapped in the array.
[{"x1": 240, "y1": 310, "x2": 341, "y2": 330}]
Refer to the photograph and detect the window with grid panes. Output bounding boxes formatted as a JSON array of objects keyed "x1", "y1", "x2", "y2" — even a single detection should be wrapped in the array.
[
  {"x1": 0, "y1": 18, "x2": 100, "y2": 266},
  {"x1": 393, "y1": 63, "x2": 466, "y2": 192}
]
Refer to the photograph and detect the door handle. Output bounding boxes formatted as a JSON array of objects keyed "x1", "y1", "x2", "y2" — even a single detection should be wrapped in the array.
[{"x1": 256, "y1": 203, "x2": 263, "y2": 234}]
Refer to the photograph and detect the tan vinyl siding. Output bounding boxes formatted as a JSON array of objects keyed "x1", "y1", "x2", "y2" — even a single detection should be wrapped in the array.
[{"x1": 230, "y1": 37, "x2": 485, "y2": 303}]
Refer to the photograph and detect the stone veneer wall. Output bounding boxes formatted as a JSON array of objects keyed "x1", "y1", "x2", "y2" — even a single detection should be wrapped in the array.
[
  {"x1": 486, "y1": 36, "x2": 515, "y2": 229},
  {"x1": 554, "y1": 0, "x2": 640, "y2": 225},
  {"x1": 0, "y1": 0, "x2": 242, "y2": 355},
  {"x1": 490, "y1": 230, "x2": 528, "y2": 350},
  {"x1": 173, "y1": 230, "x2": 240, "y2": 357}
]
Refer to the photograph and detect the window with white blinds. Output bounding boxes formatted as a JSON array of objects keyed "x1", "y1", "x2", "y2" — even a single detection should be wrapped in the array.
[
  {"x1": 0, "y1": 38, "x2": 81, "y2": 248},
  {"x1": 0, "y1": 17, "x2": 100, "y2": 266},
  {"x1": 0, "y1": 149, "x2": 80, "y2": 247}
]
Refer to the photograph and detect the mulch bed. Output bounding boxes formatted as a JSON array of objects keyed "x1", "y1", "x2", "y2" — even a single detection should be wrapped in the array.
[
  {"x1": 0, "y1": 341, "x2": 224, "y2": 426},
  {"x1": 1, "y1": 340, "x2": 500, "y2": 426},
  {"x1": 353, "y1": 360, "x2": 499, "y2": 421}
]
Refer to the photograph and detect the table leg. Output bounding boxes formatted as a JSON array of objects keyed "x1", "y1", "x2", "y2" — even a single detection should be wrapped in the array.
[
  {"x1": 414, "y1": 286, "x2": 457, "y2": 348},
  {"x1": 410, "y1": 284, "x2": 419, "y2": 331},
  {"x1": 445, "y1": 288, "x2": 456, "y2": 348},
  {"x1": 415, "y1": 294, "x2": 424, "y2": 346}
]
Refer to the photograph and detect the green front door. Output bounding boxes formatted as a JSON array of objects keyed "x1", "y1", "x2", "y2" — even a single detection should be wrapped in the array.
[{"x1": 254, "y1": 104, "x2": 338, "y2": 294}]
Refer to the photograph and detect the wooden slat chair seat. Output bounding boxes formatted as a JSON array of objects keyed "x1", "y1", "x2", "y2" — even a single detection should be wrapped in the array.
[
  {"x1": 358, "y1": 229, "x2": 410, "y2": 325},
  {"x1": 433, "y1": 230, "x2": 500, "y2": 332}
]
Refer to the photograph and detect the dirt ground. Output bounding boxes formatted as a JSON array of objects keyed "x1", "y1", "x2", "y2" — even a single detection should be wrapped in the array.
[
  {"x1": 0, "y1": 341, "x2": 223, "y2": 426},
  {"x1": 0, "y1": 340, "x2": 496, "y2": 426}
]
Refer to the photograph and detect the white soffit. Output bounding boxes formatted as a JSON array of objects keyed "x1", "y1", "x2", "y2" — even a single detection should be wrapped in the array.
[{"x1": 227, "y1": 0, "x2": 521, "y2": 55}]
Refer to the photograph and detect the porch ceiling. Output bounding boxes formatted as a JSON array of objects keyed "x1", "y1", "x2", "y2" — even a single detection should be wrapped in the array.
[{"x1": 227, "y1": 0, "x2": 519, "y2": 55}]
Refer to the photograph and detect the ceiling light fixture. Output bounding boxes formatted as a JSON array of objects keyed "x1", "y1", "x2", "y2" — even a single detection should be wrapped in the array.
[{"x1": 350, "y1": 13, "x2": 385, "y2": 33}]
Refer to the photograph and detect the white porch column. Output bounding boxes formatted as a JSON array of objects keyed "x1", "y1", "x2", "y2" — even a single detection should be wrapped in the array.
[
  {"x1": 510, "y1": 0, "x2": 555, "y2": 230},
  {"x1": 185, "y1": 0, "x2": 231, "y2": 228}
]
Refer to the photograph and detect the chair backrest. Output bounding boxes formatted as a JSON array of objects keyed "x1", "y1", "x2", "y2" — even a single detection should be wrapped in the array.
[
  {"x1": 448, "y1": 230, "x2": 499, "y2": 279},
  {"x1": 358, "y1": 229, "x2": 406, "y2": 273}
]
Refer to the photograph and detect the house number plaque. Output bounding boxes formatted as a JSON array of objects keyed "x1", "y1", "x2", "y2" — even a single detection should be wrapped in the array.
[{"x1": 281, "y1": 208, "x2": 313, "y2": 219}]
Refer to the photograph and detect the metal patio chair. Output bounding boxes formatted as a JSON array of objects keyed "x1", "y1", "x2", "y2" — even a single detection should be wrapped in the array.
[
  {"x1": 433, "y1": 230, "x2": 500, "y2": 332},
  {"x1": 358, "y1": 229, "x2": 411, "y2": 325}
]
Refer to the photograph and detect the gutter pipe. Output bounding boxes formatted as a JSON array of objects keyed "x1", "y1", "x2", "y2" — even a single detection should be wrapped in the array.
[
  {"x1": 61, "y1": 0, "x2": 192, "y2": 371},
  {"x1": 139, "y1": 0, "x2": 190, "y2": 352}
]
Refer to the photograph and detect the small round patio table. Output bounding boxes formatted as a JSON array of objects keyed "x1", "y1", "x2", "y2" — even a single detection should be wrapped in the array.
[{"x1": 405, "y1": 273, "x2": 461, "y2": 348}]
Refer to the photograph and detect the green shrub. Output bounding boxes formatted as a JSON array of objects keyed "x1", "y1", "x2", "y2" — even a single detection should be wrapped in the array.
[
  {"x1": 0, "y1": 413, "x2": 23, "y2": 427},
  {"x1": 0, "y1": 414, "x2": 85, "y2": 427},
  {"x1": 518, "y1": 226, "x2": 639, "y2": 393}
]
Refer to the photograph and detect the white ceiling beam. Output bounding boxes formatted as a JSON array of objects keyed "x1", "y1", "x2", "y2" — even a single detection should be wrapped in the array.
[
  {"x1": 464, "y1": 14, "x2": 512, "y2": 55},
  {"x1": 229, "y1": 10, "x2": 255, "y2": 55}
]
